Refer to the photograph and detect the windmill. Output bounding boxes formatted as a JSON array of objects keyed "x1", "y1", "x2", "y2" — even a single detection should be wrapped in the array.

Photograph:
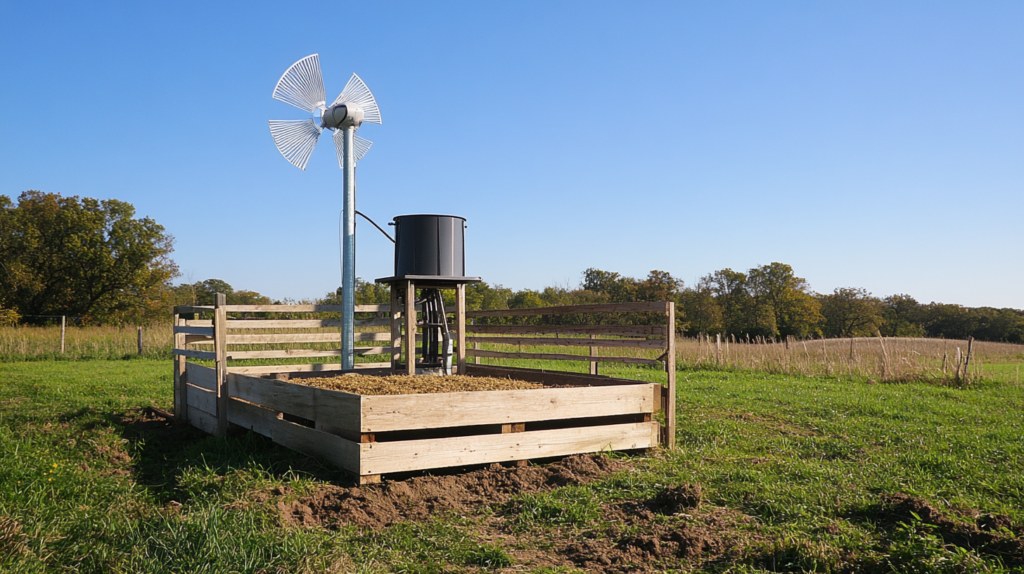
[{"x1": 268, "y1": 54, "x2": 382, "y2": 370}]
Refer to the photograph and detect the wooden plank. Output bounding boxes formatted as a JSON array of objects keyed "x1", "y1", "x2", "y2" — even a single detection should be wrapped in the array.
[
  {"x1": 456, "y1": 284, "x2": 466, "y2": 375},
  {"x1": 185, "y1": 319, "x2": 213, "y2": 327},
  {"x1": 226, "y1": 347, "x2": 391, "y2": 360},
  {"x1": 225, "y1": 318, "x2": 389, "y2": 329},
  {"x1": 465, "y1": 336, "x2": 665, "y2": 349},
  {"x1": 390, "y1": 285, "x2": 401, "y2": 371},
  {"x1": 463, "y1": 364, "x2": 648, "y2": 387},
  {"x1": 173, "y1": 348, "x2": 216, "y2": 360},
  {"x1": 226, "y1": 319, "x2": 342, "y2": 329},
  {"x1": 214, "y1": 294, "x2": 228, "y2": 438},
  {"x1": 224, "y1": 304, "x2": 345, "y2": 313},
  {"x1": 185, "y1": 384, "x2": 217, "y2": 417},
  {"x1": 226, "y1": 362, "x2": 391, "y2": 375},
  {"x1": 360, "y1": 384, "x2": 657, "y2": 432},
  {"x1": 185, "y1": 363, "x2": 218, "y2": 391},
  {"x1": 227, "y1": 398, "x2": 360, "y2": 474},
  {"x1": 405, "y1": 280, "x2": 415, "y2": 376},
  {"x1": 467, "y1": 301, "x2": 668, "y2": 318},
  {"x1": 174, "y1": 325, "x2": 215, "y2": 336},
  {"x1": 665, "y1": 302, "x2": 676, "y2": 448},
  {"x1": 225, "y1": 332, "x2": 390, "y2": 344},
  {"x1": 360, "y1": 421, "x2": 660, "y2": 475},
  {"x1": 467, "y1": 349, "x2": 660, "y2": 365},
  {"x1": 227, "y1": 373, "x2": 361, "y2": 435},
  {"x1": 465, "y1": 325, "x2": 666, "y2": 337},
  {"x1": 174, "y1": 305, "x2": 214, "y2": 314},
  {"x1": 185, "y1": 335, "x2": 214, "y2": 345},
  {"x1": 189, "y1": 407, "x2": 219, "y2": 435},
  {"x1": 173, "y1": 314, "x2": 188, "y2": 425}
]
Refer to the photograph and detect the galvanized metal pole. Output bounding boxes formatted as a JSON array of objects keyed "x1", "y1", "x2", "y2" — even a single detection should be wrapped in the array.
[{"x1": 341, "y1": 126, "x2": 356, "y2": 370}]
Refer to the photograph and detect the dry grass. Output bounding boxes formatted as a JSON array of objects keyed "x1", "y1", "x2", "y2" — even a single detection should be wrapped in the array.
[
  {"x1": 0, "y1": 324, "x2": 173, "y2": 360},
  {"x1": 675, "y1": 335, "x2": 1024, "y2": 383}
]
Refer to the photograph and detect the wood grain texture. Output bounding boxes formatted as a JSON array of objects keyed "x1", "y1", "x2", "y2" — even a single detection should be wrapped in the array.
[
  {"x1": 227, "y1": 373, "x2": 361, "y2": 435},
  {"x1": 185, "y1": 363, "x2": 218, "y2": 391},
  {"x1": 463, "y1": 364, "x2": 651, "y2": 387},
  {"x1": 465, "y1": 325, "x2": 666, "y2": 337},
  {"x1": 404, "y1": 280, "x2": 416, "y2": 376},
  {"x1": 227, "y1": 399, "x2": 360, "y2": 474},
  {"x1": 467, "y1": 301, "x2": 668, "y2": 318},
  {"x1": 465, "y1": 336, "x2": 665, "y2": 349},
  {"x1": 174, "y1": 326, "x2": 215, "y2": 336},
  {"x1": 359, "y1": 421, "x2": 660, "y2": 475},
  {"x1": 360, "y1": 384, "x2": 656, "y2": 432},
  {"x1": 214, "y1": 294, "x2": 228, "y2": 438},
  {"x1": 189, "y1": 407, "x2": 219, "y2": 435},
  {"x1": 172, "y1": 348, "x2": 216, "y2": 360},
  {"x1": 185, "y1": 384, "x2": 217, "y2": 417},
  {"x1": 467, "y1": 349, "x2": 659, "y2": 365},
  {"x1": 226, "y1": 362, "x2": 390, "y2": 375},
  {"x1": 224, "y1": 332, "x2": 389, "y2": 344}
]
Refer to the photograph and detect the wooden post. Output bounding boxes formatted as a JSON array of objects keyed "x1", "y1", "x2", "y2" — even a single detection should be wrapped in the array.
[
  {"x1": 455, "y1": 284, "x2": 466, "y2": 374},
  {"x1": 404, "y1": 280, "x2": 416, "y2": 376},
  {"x1": 390, "y1": 286, "x2": 402, "y2": 371},
  {"x1": 137, "y1": 326, "x2": 143, "y2": 356},
  {"x1": 173, "y1": 313, "x2": 188, "y2": 426},
  {"x1": 474, "y1": 342, "x2": 481, "y2": 365},
  {"x1": 214, "y1": 293, "x2": 228, "y2": 437},
  {"x1": 664, "y1": 301, "x2": 676, "y2": 448},
  {"x1": 60, "y1": 315, "x2": 66, "y2": 354},
  {"x1": 589, "y1": 334, "x2": 598, "y2": 375},
  {"x1": 503, "y1": 422, "x2": 528, "y2": 466},
  {"x1": 963, "y1": 336, "x2": 974, "y2": 383}
]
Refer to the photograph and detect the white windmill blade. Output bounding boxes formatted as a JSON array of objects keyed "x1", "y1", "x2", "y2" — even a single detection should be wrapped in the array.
[
  {"x1": 331, "y1": 73, "x2": 382, "y2": 124},
  {"x1": 333, "y1": 130, "x2": 373, "y2": 168},
  {"x1": 272, "y1": 54, "x2": 326, "y2": 113},
  {"x1": 269, "y1": 119, "x2": 322, "y2": 170}
]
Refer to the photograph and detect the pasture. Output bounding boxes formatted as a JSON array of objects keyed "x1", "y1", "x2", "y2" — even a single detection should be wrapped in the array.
[{"x1": 1, "y1": 356, "x2": 1023, "y2": 572}]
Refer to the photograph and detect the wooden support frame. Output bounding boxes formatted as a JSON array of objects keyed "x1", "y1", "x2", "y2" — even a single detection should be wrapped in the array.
[{"x1": 171, "y1": 294, "x2": 678, "y2": 482}]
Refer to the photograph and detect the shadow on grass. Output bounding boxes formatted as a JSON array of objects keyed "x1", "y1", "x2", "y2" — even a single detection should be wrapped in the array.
[{"x1": 110, "y1": 408, "x2": 358, "y2": 503}]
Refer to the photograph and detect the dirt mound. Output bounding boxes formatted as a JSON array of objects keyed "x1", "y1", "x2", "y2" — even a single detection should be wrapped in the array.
[
  {"x1": 554, "y1": 505, "x2": 751, "y2": 573},
  {"x1": 272, "y1": 454, "x2": 627, "y2": 530},
  {"x1": 881, "y1": 493, "x2": 1024, "y2": 565},
  {"x1": 647, "y1": 483, "x2": 702, "y2": 514}
]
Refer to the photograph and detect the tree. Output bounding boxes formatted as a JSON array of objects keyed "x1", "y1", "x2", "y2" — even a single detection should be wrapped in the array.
[
  {"x1": 709, "y1": 268, "x2": 751, "y2": 334},
  {"x1": 0, "y1": 191, "x2": 178, "y2": 323},
  {"x1": 680, "y1": 275, "x2": 721, "y2": 335},
  {"x1": 882, "y1": 294, "x2": 924, "y2": 337},
  {"x1": 819, "y1": 287, "x2": 884, "y2": 337},
  {"x1": 747, "y1": 263, "x2": 821, "y2": 338}
]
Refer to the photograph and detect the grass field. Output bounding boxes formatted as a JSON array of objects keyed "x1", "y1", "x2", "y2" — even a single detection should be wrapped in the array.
[{"x1": 2, "y1": 359, "x2": 1023, "y2": 572}]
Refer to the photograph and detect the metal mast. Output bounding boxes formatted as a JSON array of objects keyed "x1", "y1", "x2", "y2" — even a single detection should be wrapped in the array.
[
  {"x1": 340, "y1": 126, "x2": 356, "y2": 369},
  {"x1": 269, "y1": 55, "x2": 381, "y2": 371}
]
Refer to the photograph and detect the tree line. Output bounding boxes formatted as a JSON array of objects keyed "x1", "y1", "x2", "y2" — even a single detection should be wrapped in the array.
[{"x1": 2, "y1": 191, "x2": 1021, "y2": 343}]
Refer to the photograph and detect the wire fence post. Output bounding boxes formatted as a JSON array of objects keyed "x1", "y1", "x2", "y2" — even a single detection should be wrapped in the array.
[
  {"x1": 137, "y1": 326, "x2": 143, "y2": 356},
  {"x1": 60, "y1": 315, "x2": 66, "y2": 353}
]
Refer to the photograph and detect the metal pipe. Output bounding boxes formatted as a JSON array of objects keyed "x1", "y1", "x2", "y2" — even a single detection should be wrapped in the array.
[{"x1": 341, "y1": 126, "x2": 356, "y2": 370}]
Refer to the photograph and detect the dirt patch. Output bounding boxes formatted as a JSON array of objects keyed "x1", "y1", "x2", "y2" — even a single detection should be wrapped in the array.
[
  {"x1": 646, "y1": 483, "x2": 702, "y2": 515},
  {"x1": 880, "y1": 493, "x2": 1024, "y2": 565},
  {"x1": 533, "y1": 503, "x2": 756, "y2": 574},
  {"x1": 268, "y1": 454, "x2": 627, "y2": 530},
  {"x1": 292, "y1": 374, "x2": 545, "y2": 395}
]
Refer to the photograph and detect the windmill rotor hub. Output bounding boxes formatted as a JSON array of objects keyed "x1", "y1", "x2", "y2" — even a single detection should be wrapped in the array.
[{"x1": 322, "y1": 103, "x2": 364, "y2": 130}]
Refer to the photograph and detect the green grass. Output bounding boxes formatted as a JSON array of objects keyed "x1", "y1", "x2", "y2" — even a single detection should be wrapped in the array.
[{"x1": 2, "y1": 359, "x2": 1023, "y2": 572}]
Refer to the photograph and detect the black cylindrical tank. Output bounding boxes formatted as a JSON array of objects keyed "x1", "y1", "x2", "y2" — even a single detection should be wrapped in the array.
[{"x1": 392, "y1": 214, "x2": 466, "y2": 277}]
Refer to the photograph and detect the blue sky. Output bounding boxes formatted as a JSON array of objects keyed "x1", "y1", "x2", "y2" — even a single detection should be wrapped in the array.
[{"x1": 1, "y1": 1, "x2": 1021, "y2": 308}]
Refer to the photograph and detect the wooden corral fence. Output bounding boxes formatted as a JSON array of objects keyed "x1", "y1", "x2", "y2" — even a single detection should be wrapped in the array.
[
  {"x1": 172, "y1": 295, "x2": 676, "y2": 483},
  {"x1": 463, "y1": 301, "x2": 676, "y2": 445}
]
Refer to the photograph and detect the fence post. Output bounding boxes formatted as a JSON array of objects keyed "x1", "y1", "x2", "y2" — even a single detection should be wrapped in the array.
[
  {"x1": 214, "y1": 293, "x2": 228, "y2": 437},
  {"x1": 404, "y1": 280, "x2": 416, "y2": 376},
  {"x1": 589, "y1": 334, "x2": 598, "y2": 375},
  {"x1": 60, "y1": 315, "x2": 66, "y2": 354},
  {"x1": 664, "y1": 301, "x2": 676, "y2": 448},
  {"x1": 455, "y1": 284, "x2": 466, "y2": 374},
  {"x1": 173, "y1": 312, "x2": 188, "y2": 426},
  {"x1": 137, "y1": 326, "x2": 143, "y2": 356}
]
